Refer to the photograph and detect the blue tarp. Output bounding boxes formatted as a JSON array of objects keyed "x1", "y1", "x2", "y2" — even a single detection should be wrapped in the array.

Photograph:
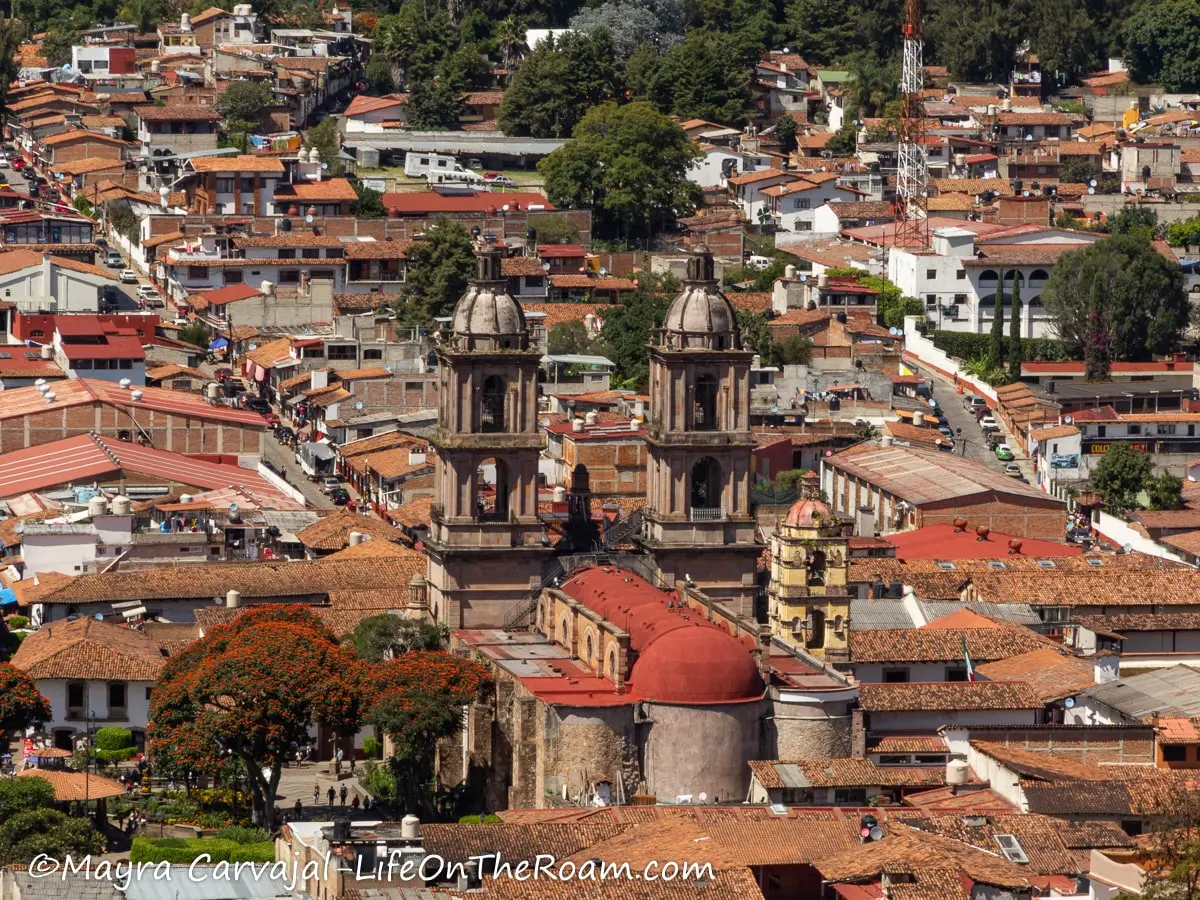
[
  {"x1": 208, "y1": 337, "x2": 229, "y2": 350},
  {"x1": 0, "y1": 588, "x2": 17, "y2": 608}
]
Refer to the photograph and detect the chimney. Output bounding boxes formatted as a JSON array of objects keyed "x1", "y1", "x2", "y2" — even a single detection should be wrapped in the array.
[
  {"x1": 1094, "y1": 650, "x2": 1119, "y2": 685},
  {"x1": 407, "y1": 572, "x2": 427, "y2": 611},
  {"x1": 311, "y1": 369, "x2": 329, "y2": 390},
  {"x1": 41, "y1": 251, "x2": 51, "y2": 291}
]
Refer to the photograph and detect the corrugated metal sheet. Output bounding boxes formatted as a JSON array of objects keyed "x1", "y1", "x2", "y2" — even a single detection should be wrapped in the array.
[
  {"x1": 918, "y1": 600, "x2": 1043, "y2": 626},
  {"x1": 773, "y1": 763, "x2": 813, "y2": 789},
  {"x1": 1081, "y1": 665, "x2": 1200, "y2": 718},
  {"x1": 850, "y1": 598, "x2": 915, "y2": 630}
]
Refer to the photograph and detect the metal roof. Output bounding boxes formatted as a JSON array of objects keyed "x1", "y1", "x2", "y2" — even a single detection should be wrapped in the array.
[
  {"x1": 849, "y1": 598, "x2": 915, "y2": 630},
  {"x1": 1080, "y1": 665, "x2": 1200, "y2": 718},
  {"x1": 126, "y1": 867, "x2": 291, "y2": 900},
  {"x1": 918, "y1": 600, "x2": 1043, "y2": 626},
  {"x1": 344, "y1": 132, "x2": 567, "y2": 157},
  {"x1": 541, "y1": 353, "x2": 616, "y2": 368}
]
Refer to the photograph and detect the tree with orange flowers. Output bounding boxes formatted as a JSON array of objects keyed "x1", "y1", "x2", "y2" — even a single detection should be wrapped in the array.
[
  {"x1": 148, "y1": 607, "x2": 364, "y2": 831},
  {"x1": 0, "y1": 664, "x2": 51, "y2": 741},
  {"x1": 365, "y1": 651, "x2": 490, "y2": 816}
]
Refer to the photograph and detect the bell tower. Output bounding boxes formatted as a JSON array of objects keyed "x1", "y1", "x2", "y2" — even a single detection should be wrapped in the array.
[
  {"x1": 425, "y1": 245, "x2": 551, "y2": 628},
  {"x1": 637, "y1": 245, "x2": 762, "y2": 616}
]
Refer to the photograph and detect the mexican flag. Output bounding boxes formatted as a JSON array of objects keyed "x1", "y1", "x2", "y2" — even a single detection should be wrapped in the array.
[{"x1": 962, "y1": 636, "x2": 976, "y2": 682}]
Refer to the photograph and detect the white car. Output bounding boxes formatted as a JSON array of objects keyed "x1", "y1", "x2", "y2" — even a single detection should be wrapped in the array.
[
  {"x1": 137, "y1": 284, "x2": 157, "y2": 298},
  {"x1": 979, "y1": 416, "x2": 999, "y2": 432},
  {"x1": 120, "y1": 269, "x2": 137, "y2": 283}
]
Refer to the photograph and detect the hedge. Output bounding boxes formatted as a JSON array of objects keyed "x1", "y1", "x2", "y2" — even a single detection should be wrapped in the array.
[
  {"x1": 130, "y1": 837, "x2": 275, "y2": 865},
  {"x1": 930, "y1": 331, "x2": 1067, "y2": 364},
  {"x1": 95, "y1": 727, "x2": 133, "y2": 752}
]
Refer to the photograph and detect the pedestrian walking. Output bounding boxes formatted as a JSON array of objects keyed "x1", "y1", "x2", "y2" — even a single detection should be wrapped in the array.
[
  {"x1": 351, "y1": 794, "x2": 360, "y2": 811},
  {"x1": 294, "y1": 799, "x2": 302, "y2": 816},
  {"x1": 339, "y1": 784, "x2": 348, "y2": 806},
  {"x1": 313, "y1": 783, "x2": 320, "y2": 805},
  {"x1": 327, "y1": 786, "x2": 335, "y2": 806}
]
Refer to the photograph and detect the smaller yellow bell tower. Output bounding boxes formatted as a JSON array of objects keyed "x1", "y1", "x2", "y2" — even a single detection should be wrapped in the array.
[{"x1": 768, "y1": 472, "x2": 851, "y2": 662}]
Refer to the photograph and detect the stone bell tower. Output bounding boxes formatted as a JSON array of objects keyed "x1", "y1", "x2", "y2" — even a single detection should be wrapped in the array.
[
  {"x1": 424, "y1": 245, "x2": 552, "y2": 628},
  {"x1": 637, "y1": 245, "x2": 762, "y2": 616}
]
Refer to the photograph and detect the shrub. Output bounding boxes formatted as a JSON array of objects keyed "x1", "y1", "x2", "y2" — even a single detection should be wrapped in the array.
[
  {"x1": 930, "y1": 331, "x2": 1067, "y2": 364},
  {"x1": 5, "y1": 616, "x2": 27, "y2": 630},
  {"x1": 363, "y1": 737, "x2": 380, "y2": 757},
  {"x1": 130, "y1": 837, "x2": 274, "y2": 865},
  {"x1": 95, "y1": 747, "x2": 138, "y2": 764},
  {"x1": 216, "y1": 825, "x2": 268, "y2": 845},
  {"x1": 457, "y1": 813, "x2": 503, "y2": 823},
  {"x1": 95, "y1": 727, "x2": 133, "y2": 752}
]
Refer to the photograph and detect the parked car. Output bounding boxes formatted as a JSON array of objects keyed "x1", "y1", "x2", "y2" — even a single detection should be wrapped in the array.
[
  {"x1": 120, "y1": 269, "x2": 137, "y2": 283},
  {"x1": 466, "y1": 158, "x2": 483, "y2": 170},
  {"x1": 964, "y1": 396, "x2": 987, "y2": 412},
  {"x1": 37, "y1": 185, "x2": 58, "y2": 201},
  {"x1": 0, "y1": 155, "x2": 12, "y2": 167},
  {"x1": 322, "y1": 476, "x2": 342, "y2": 494},
  {"x1": 1004, "y1": 462, "x2": 1023, "y2": 477},
  {"x1": 11, "y1": 159, "x2": 25, "y2": 169},
  {"x1": 330, "y1": 487, "x2": 350, "y2": 506},
  {"x1": 94, "y1": 237, "x2": 108, "y2": 249},
  {"x1": 262, "y1": 412, "x2": 280, "y2": 427},
  {"x1": 485, "y1": 174, "x2": 515, "y2": 187},
  {"x1": 214, "y1": 368, "x2": 234, "y2": 383},
  {"x1": 995, "y1": 443, "x2": 1014, "y2": 461},
  {"x1": 244, "y1": 397, "x2": 271, "y2": 414},
  {"x1": 136, "y1": 284, "x2": 158, "y2": 299},
  {"x1": 275, "y1": 426, "x2": 295, "y2": 443},
  {"x1": 108, "y1": 250, "x2": 125, "y2": 268},
  {"x1": 937, "y1": 426, "x2": 954, "y2": 439},
  {"x1": 979, "y1": 416, "x2": 999, "y2": 433}
]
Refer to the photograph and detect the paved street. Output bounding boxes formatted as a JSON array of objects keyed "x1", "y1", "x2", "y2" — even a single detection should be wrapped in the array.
[
  {"x1": 922, "y1": 369, "x2": 1014, "y2": 470},
  {"x1": 263, "y1": 436, "x2": 335, "y2": 509}
]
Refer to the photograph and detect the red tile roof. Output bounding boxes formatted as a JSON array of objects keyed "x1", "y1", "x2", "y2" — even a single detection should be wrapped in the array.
[
  {"x1": 885, "y1": 524, "x2": 1082, "y2": 559},
  {"x1": 858, "y1": 681, "x2": 1044, "y2": 712},
  {"x1": 12, "y1": 616, "x2": 169, "y2": 680},
  {"x1": 381, "y1": 191, "x2": 554, "y2": 215}
]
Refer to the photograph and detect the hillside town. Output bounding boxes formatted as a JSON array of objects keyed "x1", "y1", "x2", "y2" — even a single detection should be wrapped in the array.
[{"x1": 0, "y1": 0, "x2": 1200, "y2": 898}]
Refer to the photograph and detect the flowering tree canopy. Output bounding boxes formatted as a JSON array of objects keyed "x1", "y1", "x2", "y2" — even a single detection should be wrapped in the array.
[
  {"x1": 149, "y1": 607, "x2": 363, "y2": 830},
  {"x1": 0, "y1": 664, "x2": 51, "y2": 738}
]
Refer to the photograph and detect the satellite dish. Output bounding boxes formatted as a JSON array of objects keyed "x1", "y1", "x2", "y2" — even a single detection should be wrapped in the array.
[
  {"x1": 1063, "y1": 415, "x2": 1073, "y2": 424},
  {"x1": 321, "y1": 162, "x2": 329, "y2": 169},
  {"x1": 305, "y1": 215, "x2": 314, "y2": 223},
  {"x1": 888, "y1": 327, "x2": 899, "y2": 336},
  {"x1": 799, "y1": 274, "x2": 807, "y2": 281},
  {"x1": 1064, "y1": 696, "x2": 1076, "y2": 708},
  {"x1": 229, "y1": 503, "x2": 239, "y2": 514},
  {"x1": 869, "y1": 826, "x2": 885, "y2": 841},
  {"x1": 1023, "y1": 190, "x2": 1030, "y2": 197},
  {"x1": 1087, "y1": 187, "x2": 1095, "y2": 195},
  {"x1": 1089, "y1": 179, "x2": 1098, "y2": 187},
  {"x1": 355, "y1": 401, "x2": 363, "y2": 409},
  {"x1": 698, "y1": 792, "x2": 707, "y2": 802}
]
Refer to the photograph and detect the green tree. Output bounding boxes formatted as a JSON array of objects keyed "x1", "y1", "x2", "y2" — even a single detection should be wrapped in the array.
[
  {"x1": 547, "y1": 320, "x2": 596, "y2": 355},
  {"x1": 364, "y1": 55, "x2": 396, "y2": 95},
  {"x1": 1123, "y1": 0, "x2": 1200, "y2": 92},
  {"x1": 649, "y1": 32, "x2": 756, "y2": 125},
  {"x1": 737, "y1": 310, "x2": 781, "y2": 368},
  {"x1": 119, "y1": 0, "x2": 164, "y2": 32},
  {"x1": 180, "y1": 320, "x2": 211, "y2": 348},
  {"x1": 1008, "y1": 271, "x2": 1023, "y2": 372},
  {"x1": 303, "y1": 117, "x2": 343, "y2": 176},
  {"x1": 0, "y1": 21, "x2": 24, "y2": 127},
  {"x1": 1030, "y1": 0, "x2": 1097, "y2": 85},
  {"x1": 1147, "y1": 471, "x2": 1184, "y2": 511},
  {"x1": 216, "y1": 80, "x2": 274, "y2": 126},
  {"x1": 529, "y1": 214, "x2": 580, "y2": 245},
  {"x1": 1042, "y1": 235, "x2": 1188, "y2": 378},
  {"x1": 350, "y1": 615, "x2": 448, "y2": 662},
  {"x1": 540, "y1": 102, "x2": 701, "y2": 241},
  {"x1": 1090, "y1": 442, "x2": 1153, "y2": 513},
  {"x1": 405, "y1": 80, "x2": 464, "y2": 129},
  {"x1": 774, "y1": 113, "x2": 799, "y2": 154},
  {"x1": 847, "y1": 53, "x2": 899, "y2": 119},
  {"x1": 1059, "y1": 156, "x2": 1099, "y2": 185},
  {"x1": 496, "y1": 14, "x2": 528, "y2": 69},
  {"x1": 784, "y1": 0, "x2": 862, "y2": 65},
  {"x1": 437, "y1": 43, "x2": 492, "y2": 92},
  {"x1": 403, "y1": 218, "x2": 475, "y2": 323},
  {"x1": 40, "y1": 28, "x2": 76, "y2": 68},
  {"x1": 350, "y1": 182, "x2": 386, "y2": 219},
  {"x1": 597, "y1": 283, "x2": 672, "y2": 389},
  {"x1": 498, "y1": 31, "x2": 621, "y2": 138},
  {"x1": 1108, "y1": 204, "x2": 1158, "y2": 238},
  {"x1": 569, "y1": 0, "x2": 682, "y2": 58},
  {"x1": 1167, "y1": 216, "x2": 1200, "y2": 249},
  {"x1": 374, "y1": 2, "x2": 453, "y2": 87},
  {"x1": 927, "y1": 0, "x2": 1022, "y2": 82},
  {"x1": 0, "y1": 778, "x2": 54, "y2": 822},
  {"x1": 988, "y1": 269, "x2": 1006, "y2": 369},
  {"x1": 624, "y1": 41, "x2": 662, "y2": 100},
  {"x1": 0, "y1": 808, "x2": 104, "y2": 865},
  {"x1": 825, "y1": 124, "x2": 858, "y2": 157},
  {"x1": 778, "y1": 333, "x2": 813, "y2": 365}
]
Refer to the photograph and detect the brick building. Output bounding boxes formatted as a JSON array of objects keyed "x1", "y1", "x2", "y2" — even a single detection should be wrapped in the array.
[
  {"x1": 543, "y1": 414, "x2": 647, "y2": 497},
  {"x1": 822, "y1": 441, "x2": 1067, "y2": 540},
  {"x1": 37, "y1": 130, "x2": 132, "y2": 168},
  {"x1": 0, "y1": 377, "x2": 267, "y2": 454}
]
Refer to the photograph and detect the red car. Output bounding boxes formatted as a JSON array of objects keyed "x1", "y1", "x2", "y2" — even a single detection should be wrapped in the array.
[
  {"x1": 11, "y1": 159, "x2": 25, "y2": 170},
  {"x1": 214, "y1": 368, "x2": 233, "y2": 383},
  {"x1": 262, "y1": 412, "x2": 281, "y2": 427}
]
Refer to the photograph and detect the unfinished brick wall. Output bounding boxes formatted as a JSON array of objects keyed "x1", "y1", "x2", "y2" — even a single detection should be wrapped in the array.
[
  {"x1": 919, "y1": 496, "x2": 1067, "y2": 541},
  {"x1": 564, "y1": 438, "x2": 647, "y2": 496}
]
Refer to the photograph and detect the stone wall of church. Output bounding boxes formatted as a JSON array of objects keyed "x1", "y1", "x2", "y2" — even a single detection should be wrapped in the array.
[{"x1": 768, "y1": 695, "x2": 854, "y2": 760}]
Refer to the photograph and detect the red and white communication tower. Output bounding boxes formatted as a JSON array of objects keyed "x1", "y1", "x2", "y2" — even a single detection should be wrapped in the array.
[{"x1": 894, "y1": 0, "x2": 930, "y2": 248}]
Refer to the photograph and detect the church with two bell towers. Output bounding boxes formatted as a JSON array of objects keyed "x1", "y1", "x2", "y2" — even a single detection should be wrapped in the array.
[{"x1": 424, "y1": 242, "x2": 765, "y2": 628}]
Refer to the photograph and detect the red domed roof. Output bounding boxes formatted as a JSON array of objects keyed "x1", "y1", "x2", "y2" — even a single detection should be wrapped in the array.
[
  {"x1": 631, "y1": 625, "x2": 764, "y2": 704},
  {"x1": 559, "y1": 566, "x2": 764, "y2": 705},
  {"x1": 785, "y1": 497, "x2": 831, "y2": 527}
]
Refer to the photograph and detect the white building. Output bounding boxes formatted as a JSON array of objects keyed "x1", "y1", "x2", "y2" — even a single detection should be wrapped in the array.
[
  {"x1": 11, "y1": 617, "x2": 167, "y2": 750},
  {"x1": 887, "y1": 224, "x2": 1100, "y2": 337},
  {"x1": 0, "y1": 249, "x2": 117, "y2": 313},
  {"x1": 757, "y1": 173, "x2": 862, "y2": 233},
  {"x1": 688, "y1": 145, "x2": 772, "y2": 189}
]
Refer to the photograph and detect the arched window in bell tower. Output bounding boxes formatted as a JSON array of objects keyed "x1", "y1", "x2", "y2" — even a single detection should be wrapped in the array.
[
  {"x1": 480, "y1": 375, "x2": 507, "y2": 433},
  {"x1": 694, "y1": 374, "x2": 718, "y2": 431},
  {"x1": 808, "y1": 549, "x2": 827, "y2": 586},
  {"x1": 807, "y1": 609, "x2": 826, "y2": 650},
  {"x1": 690, "y1": 457, "x2": 722, "y2": 511},
  {"x1": 476, "y1": 457, "x2": 510, "y2": 521}
]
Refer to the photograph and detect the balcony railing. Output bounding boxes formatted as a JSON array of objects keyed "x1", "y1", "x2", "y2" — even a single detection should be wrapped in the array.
[{"x1": 690, "y1": 507, "x2": 728, "y2": 523}]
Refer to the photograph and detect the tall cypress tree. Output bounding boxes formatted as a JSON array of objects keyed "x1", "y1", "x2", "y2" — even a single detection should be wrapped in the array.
[
  {"x1": 1008, "y1": 271, "x2": 1024, "y2": 373},
  {"x1": 988, "y1": 269, "x2": 1006, "y2": 370}
]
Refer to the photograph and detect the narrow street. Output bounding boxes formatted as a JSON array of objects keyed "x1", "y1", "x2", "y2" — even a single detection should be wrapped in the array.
[{"x1": 922, "y1": 368, "x2": 1020, "y2": 472}]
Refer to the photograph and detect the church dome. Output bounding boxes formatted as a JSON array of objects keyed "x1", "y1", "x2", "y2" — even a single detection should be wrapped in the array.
[
  {"x1": 448, "y1": 247, "x2": 528, "y2": 351},
  {"x1": 631, "y1": 624, "x2": 763, "y2": 704},
  {"x1": 661, "y1": 245, "x2": 740, "y2": 350},
  {"x1": 785, "y1": 497, "x2": 832, "y2": 527}
]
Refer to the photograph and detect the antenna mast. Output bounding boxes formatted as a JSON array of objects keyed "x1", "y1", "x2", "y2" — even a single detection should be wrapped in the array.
[{"x1": 895, "y1": 0, "x2": 929, "y2": 248}]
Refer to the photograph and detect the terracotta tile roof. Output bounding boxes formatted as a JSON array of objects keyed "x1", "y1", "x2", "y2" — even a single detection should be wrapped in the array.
[
  {"x1": 502, "y1": 256, "x2": 547, "y2": 277},
  {"x1": 1019, "y1": 771, "x2": 1194, "y2": 816},
  {"x1": 749, "y1": 758, "x2": 947, "y2": 790},
  {"x1": 190, "y1": 6, "x2": 230, "y2": 24},
  {"x1": 232, "y1": 233, "x2": 343, "y2": 248},
  {"x1": 974, "y1": 648, "x2": 1097, "y2": 701},
  {"x1": 48, "y1": 254, "x2": 119, "y2": 281},
  {"x1": 384, "y1": 495, "x2": 435, "y2": 529},
  {"x1": 850, "y1": 624, "x2": 1051, "y2": 664},
  {"x1": 1058, "y1": 141, "x2": 1104, "y2": 156},
  {"x1": 826, "y1": 200, "x2": 894, "y2": 219},
  {"x1": 17, "y1": 769, "x2": 126, "y2": 802},
  {"x1": 339, "y1": 430, "x2": 424, "y2": 458},
  {"x1": 885, "y1": 420, "x2": 951, "y2": 448},
  {"x1": 901, "y1": 814, "x2": 1079, "y2": 875},
  {"x1": 1156, "y1": 717, "x2": 1200, "y2": 744},
  {"x1": 344, "y1": 94, "x2": 409, "y2": 118},
  {"x1": 968, "y1": 570, "x2": 1200, "y2": 606},
  {"x1": 549, "y1": 274, "x2": 637, "y2": 291},
  {"x1": 146, "y1": 363, "x2": 207, "y2": 381},
  {"x1": 0, "y1": 509, "x2": 60, "y2": 548},
  {"x1": 295, "y1": 509, "x2": 411, "y2": 551},
  {"x1": 888, "y1": 870, "x2": 971, "y2": 900},
  {"x1": 1076, "y1": 612, "x2": 1200, "y2": 633},
  {"x1": 970, "y1": 740, "x2": 1140, "y2": 782},
  {"x1": 51, "y1": 157, "x2": 124, "y2": 176},
  {"x1": 931, "y1": 177, "x2": 1014, "y2": 196},
  {"x1": 244, "y1": 337, "x2": 293, "y2": 368},
  {"x1": 11, "y1": 616, "x2": 169, "y2": 680},
  {"x1": 927, "y1": 194, "x2": 976, "y2": 211},
  {"x1": 320, "y1": 539, "x2": 417, "y2": 562},
  {"x1": 137, "y1": 105, "x2": 221, "y2": 122},
  {"x1": 41, "y1": 558, "x2": 421, "y2": 605},
  {"x1": 996, "y1": 111, "x2": 1072, "y2": 126},
  {"x1": 275, "y1": 178, "x2": 359, "y2": 201},
  {"x1": 870, "y1": 735, "x2": 947, "y2": 753},
  {"x1": 727, "y1": 168, "x2": 795, "y2": 187},
  {"x1": 15, "y1": 43, "x2": 48, "y2": 69},
  {"x1": 1028, "y1": 424, "x2": 1080, "y2": 440},
  {"x1": 190, "y1": 154, "x2": 283, "y2": 173},
  {"x1": 333, "y1": 292, "x2": 398, "y2": 314},
  {"x1": 859, "y1": 681, "x2": 1044, "y2": 712},
  {"x1": 522, "y1": 303, "x2": 612, "y2": 329},
  {"x1": 342, "y1": 239, "x2": 412, "y2": 259},
  {"x1": 726, "y1": 291, "x2": 772, "y2": 314}
]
